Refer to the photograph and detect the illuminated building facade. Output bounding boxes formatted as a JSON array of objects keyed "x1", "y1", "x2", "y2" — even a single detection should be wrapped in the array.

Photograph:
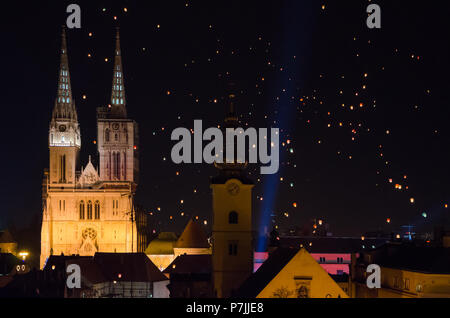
[{"x1": 40, "y1": 27, "x2": 144, "y2": 268}]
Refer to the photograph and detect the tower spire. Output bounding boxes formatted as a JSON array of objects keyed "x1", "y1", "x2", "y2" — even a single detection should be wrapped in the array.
[
  {"x1": 49, "y1": 26, "x2": 80, "y2": 148},
  {"x1": 110, "y1": 27, "x2": 127, "y2": 118},
  {"x1": 224, "y1": 82, "x2": 238, "y2": 128},
  {"x1": 52, "y1": 25, "x2": 77, "y2": 121}
]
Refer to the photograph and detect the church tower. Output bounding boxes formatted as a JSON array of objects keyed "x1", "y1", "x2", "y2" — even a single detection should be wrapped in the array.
[
  {"x1": 40, "y1": 27, "x2": 145, "y2": 269},
  {"x1": 97, "y1": 28, "x2": 139, "y2": 186},
  {"x1": 48, "y1": 26, "x2": 80, "y2": 185},
  {"x1": 211, "y1": 88, "x2": 254, "y2": 298}
]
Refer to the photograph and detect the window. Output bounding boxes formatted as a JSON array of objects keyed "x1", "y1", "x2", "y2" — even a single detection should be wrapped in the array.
[
  {"x1": 60, "y1": 155, "x2": 66, "y2": 183},
  {"x1": 79, "y1": 201, "x2": 85, "y2": 219},
  {"x1": 337, "y1": 257, "x2": 343, "y2": 264},
  {"x1": 228, "y1": 211, "x2": 238, "y2": 224},
  {"x1": 319, "y1": 257, "x2": 326, "y2": 263},
  {"x1": 105, "y1": 129, "x2": 110, "y2": 142},
  {"x1": 123, "y1": 151, "x2": 127, "y2": 180},
  {"x1": 87, "y1": 201, "x2": 93, "y2": 219},
  {"x1": 94, "y1": 201, "x2": 100, "y2": 219},
  {"x1": 113, "y1": 199, "x2": 119, "y2": 215},
  {"x1": 228, "y1": 242, "x2": 238, "y2": 256}
]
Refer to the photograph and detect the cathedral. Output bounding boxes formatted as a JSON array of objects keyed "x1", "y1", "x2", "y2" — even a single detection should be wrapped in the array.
[{"x1": 40, "y1": 27, "x2": 146, "y2": 269}]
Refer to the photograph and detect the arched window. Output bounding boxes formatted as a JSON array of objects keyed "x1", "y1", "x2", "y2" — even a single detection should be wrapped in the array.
[
  {"x1": 94, "y1": 201, "x2": 100, "y2": 219},
  {"x1": 87, "y1": 201, "x2": 93, "y2": 220},
  {"x1": 105, "y1": 129, "x2": 110, "y2": 142},
  {"x1": 79, "y1": 201, "x2": 85, "y2": 219},
  {"x1": 115, "y1": 133, "x2": 118, "y2": 142},
  {"x1": 228, "y1": 211, "x2": 238, "y2": 224}
]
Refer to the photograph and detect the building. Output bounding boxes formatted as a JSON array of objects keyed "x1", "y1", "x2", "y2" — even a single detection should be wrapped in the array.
[
  {"x1": 211, "y1": 90, "x2": 254, "y2": 298},
  {"x1": 163, "y1": 254, "x2": 213, "y2": 298},
  {"x1": 146, "y1": 220, "x2": 212, "y2": 271},
  {"x1": 40, "y1": 27, "x2": 145, "y2": 268},
  {"x1": 0, "y1": 230, "x2": 17, "y2": 255},
  {"x1": 145, "y1": 232, "x2": 178, "y2": 271},
  {"x1": 42, "y1": 253, "x2": 169, "y2": 298},
  {"x1": 236, "y1": 248, "x2": 348, "y2": 298},
  {"x1": 275, "y1": 236, "x2": 388, "y2": 275},
  {"x1": 354, "y1": 243, "x2": 450, "y2": 298}
]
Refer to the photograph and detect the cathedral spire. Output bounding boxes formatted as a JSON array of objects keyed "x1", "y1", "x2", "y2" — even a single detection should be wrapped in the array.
[
  {"x1": 110, "y1": 27, "x2": 127, "y2": 118},
  {"x1": 52, "y1": 26, "x2": 77, "y2": 121},
  {"x1": 49, "y1": 26, "x2": 80, "y2": 148}
]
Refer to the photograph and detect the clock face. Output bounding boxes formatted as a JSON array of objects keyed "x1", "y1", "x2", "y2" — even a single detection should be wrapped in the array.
[
  {"x1": 227, "y1": 182, "x2": 240, "y2": 196},
  {"x1": 59, "y1": 125, "x2": 66, "y2": 132},
  {"x1": 112, "y1": 123, "x2": 120, "y2": 130}
]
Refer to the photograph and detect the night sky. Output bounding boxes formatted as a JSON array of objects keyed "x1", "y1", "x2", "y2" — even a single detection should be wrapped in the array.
[{"x1": 1, "y1": 1, "x2": 450, "y2": 239}]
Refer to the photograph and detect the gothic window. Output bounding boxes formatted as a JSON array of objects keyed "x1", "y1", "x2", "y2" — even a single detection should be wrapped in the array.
[
  {"x1": 79, "y1": 201, "x2": 85, "y2": 219},
  {"x1": 123, "y1": 151, "x2": 127, "y2": 180},
  {"x1": 105, "y1": 129, "x2": 110, "y2": 142},
  {"x1": 114, "y1": 152, "x2": 121, "y2": 180},
  {"x1": 60, "y1": 155, "x2": 66, "y2": 183},
  {"x1": 87, "y1": 201, "x2": 93, "y2": 220},
  {"x1": 115, "y1": 133, "x2": 118, "y2": 141},
  {"x1": 94, "y1": 201, "x2": 100, "y2": 219},
  {"x1": 228, "y1": 211, "x2": 238, "y2": 224}
]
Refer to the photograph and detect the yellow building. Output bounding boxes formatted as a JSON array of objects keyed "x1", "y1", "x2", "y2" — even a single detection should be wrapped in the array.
[
  {"x1": 146, "y1": 232, "x2": 178, "y2": 271},
  {"x1": 354, "y1": 244, "x2": 450, "y2": 298},
  {"x1": 0, "y1": 230, "x2": 17, "y2": 255},
  {"x1": 40, "y1": 27, "x2": 145, "y2": 268},
  {"x1": 236, "y1": 248, "x2": 348, "y2": 298},
  {"x1": 210, "y1": 91, "x2": 255, "y2": 298},
  {"x1": 146, "y1": 220, "x2": 212, "y2": 271}
]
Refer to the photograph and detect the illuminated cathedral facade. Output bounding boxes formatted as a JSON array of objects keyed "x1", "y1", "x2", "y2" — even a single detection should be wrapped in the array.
[{"x1": 40, "y1": 27, "x2": 145, "y2": 268}]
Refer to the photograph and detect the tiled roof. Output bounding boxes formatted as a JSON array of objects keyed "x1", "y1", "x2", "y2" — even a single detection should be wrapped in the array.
[
  {"x1": 93, "y1": 253, "x2": 168, "y2": 282},
  {"x1": 278, "y1": 236, "x2": 388, "y2": 253},
  {"x1": 45, "y1": 253, "x2": 169, "y2": 283},
  {"x1": 373, "y1": 244, "x2": 450, "y2": 274},
  {"x1": 174, "y1": 220, "x2": 210, "y2": 249},
  {"x1": 163, "y1": 254, "x2": 211, "y2": 275},
  {"x1": 235, "y1": 247, "x2": 299, "y2": 298}
]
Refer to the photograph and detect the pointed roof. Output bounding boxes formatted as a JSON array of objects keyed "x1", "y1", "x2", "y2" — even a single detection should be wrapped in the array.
[
  {"x1": 52, "y1": 26, "x2": 77, "y2": 122},
  {"x1": 109, "y1": 27, "x2": 127, "y2": 118},
  {"x1": 213, "y1": 82, "x2": 250, "y2": 176},
  {"x1": 235, "y1": 248, "x2": 348, "y2": 298},
  {"x1": 174, "y1": 219, "x2": 210, "y2": 249},
  {"x1": 224, "y1": 82, "x2": 238, "y2": 128},
  {"x1": 79, "y1": 156, "x2": 100, "y2": 187}
]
